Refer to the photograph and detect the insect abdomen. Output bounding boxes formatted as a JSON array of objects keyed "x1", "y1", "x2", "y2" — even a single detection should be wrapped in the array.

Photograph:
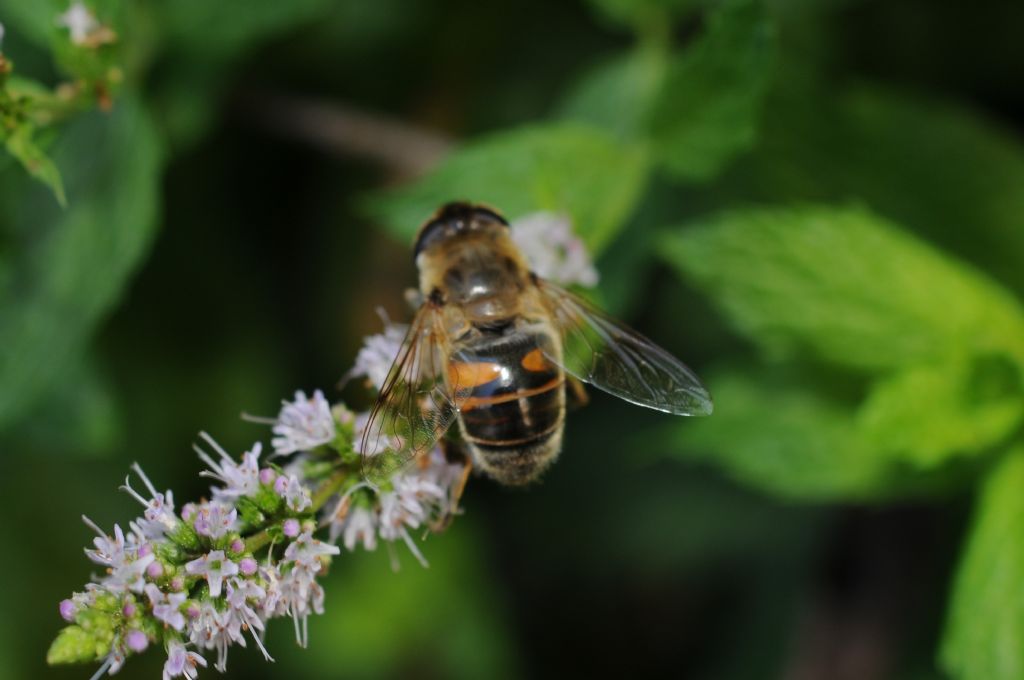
[{"x1": 449, "y1": 328, "x2": 565, "y2": 485}]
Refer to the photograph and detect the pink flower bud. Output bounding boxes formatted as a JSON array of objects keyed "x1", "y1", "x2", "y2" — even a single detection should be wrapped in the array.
[
  {"x1": 283, "y1": 518, "x2": 300, "y2": 538},
  {"x1": 59, "y1": 599, "x2": 76, "y2": 622},
  {"x1": 239, "y1": 557, "x2": 258, "y2": 576},
  {"x1": 125, "y1": 630, "x2": 148, "y2": 652}
]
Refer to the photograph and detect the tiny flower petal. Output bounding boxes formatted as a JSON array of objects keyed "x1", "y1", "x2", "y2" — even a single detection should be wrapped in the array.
[
  {"x1": 163, "y1": 641, "x2": 207, "y2": 680},
  {"x1": 269, "y1": 390, "x2": 336, "y2": 455},
  {"x1": 346, "y1": 319, "x2": 407, "y2": 392},
  {"x1": 510, "y1": 212, "x2": 599, "y2": 288},
  {"x1": 184, "y1": 550, "x2": 238, "y2": 598},
  {"x1": 56, "y1": 1, "x2": 99, "y2": 45}
]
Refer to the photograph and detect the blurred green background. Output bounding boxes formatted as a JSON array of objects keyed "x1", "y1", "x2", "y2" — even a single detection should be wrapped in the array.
[{"x1": 3, "y1": 0, "x2": 1024, "y2": 678}]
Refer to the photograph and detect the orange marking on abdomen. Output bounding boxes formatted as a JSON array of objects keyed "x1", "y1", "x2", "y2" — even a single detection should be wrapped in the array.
[
  {"x1": 448, "y1": 361, "x2": 504, "y2": 391},
  {"x1": 458, "y1": 376, "x2": 564, "y2": 412},
  {"x1": 520, "y1": 347, "x2": 551, "y2": 372}
]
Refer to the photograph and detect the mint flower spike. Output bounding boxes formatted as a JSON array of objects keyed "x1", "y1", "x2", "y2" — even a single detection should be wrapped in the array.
[{"x1": 51, "y1": 307, "x2": 497, "y2": 677}]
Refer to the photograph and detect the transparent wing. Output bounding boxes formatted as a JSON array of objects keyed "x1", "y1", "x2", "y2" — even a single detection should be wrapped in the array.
[
  {"x1": 536, "y1": 279, "x2": 713, "y2": 416},
  {"x1": 359, "y1": 305, "x2": 461, "y2": 481}
]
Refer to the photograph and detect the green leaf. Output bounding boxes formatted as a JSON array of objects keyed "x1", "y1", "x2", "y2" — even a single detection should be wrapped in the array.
[
  {"x1": 585, "y1": 0, "x2": 700, "y2": 30},
  {"x1": 941, "y1": 447, "x2": 1024, "y2": 680},
  {"x1": 158, "y1": 0, "x2": 337, "y2": 58},
  {"x1": 46, "y1": 625, "x2": 99, "y2": 666},
  {"x1": 5, "y1": 354, "x2": 123, "y2": 457},
  {"x1": 647, "y1": 0, "x2": 777, "y2": 181},
  {"x1": 558, "y1": 46, "x2": 669, "y2": 140},
  {"x1": 0, "y1": 0, "x2": 56, "y2": 47},
  {"x1": 4, "y1": 125, "x2": 66, "y2": 206},
  {"x1": 660, "y1": 205, "x2": 1024, "y2": 372},
  {"x1": 857, "y1": 353, "x2": 1024, "y2": 469},
  {"x1": 0, "y1": 96, "x2": 163, "y2": 433},
  {"x1": 363, "y1": 122, "x2": 650, "y2": 256},
  {"x1": 659, "y1": 369, "x2": 895, "y2": 499},
  {"x1": 731, "y1": 85, "x2": 1024, "y2": 295}
]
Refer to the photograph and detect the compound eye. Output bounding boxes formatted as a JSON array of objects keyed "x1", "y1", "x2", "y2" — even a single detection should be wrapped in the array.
[
  {"x1": 413, "y1": 218, "x2": 451, "y2": 258},
  {"x1": 471, "y1": 207, "x2": 508, "y2": 227}
]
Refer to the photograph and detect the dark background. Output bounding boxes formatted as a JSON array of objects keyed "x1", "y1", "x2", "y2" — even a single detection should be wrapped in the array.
[{"x1": 2, "y1": 0, "x2": 1023, "y2": 678}]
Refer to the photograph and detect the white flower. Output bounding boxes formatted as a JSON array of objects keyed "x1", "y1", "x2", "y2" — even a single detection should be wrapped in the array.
[
  {"x1": 81, "y1": 518, "x2": 154, "y2": 593},
  {"x1": 353, "y1": 409, "x2": 400, "y2": 456},
  {"x1": 191, "y1": 502, "x2": 237, "y2": 539},
  {"x1": 163, "y1": 641, "x2": 206, "y2": 680},
  {"x1": 510, "y1": 212, "x2": 599, "y2": 287},
  {"x1": 276, "y1": 474, "x2": 312, "y2": 512},
  {"x1": 145, "y1": 584, "x2": 187, "y2": 632},
  {"x1": 187, "y1": 577, "x2": 273, "y2": 672},
  {"x1": 187, "y1": 601, "x2": 231, "y2": 671},
  {"x1": 184, "y1": 550, "x2": 238, "y2": 598},
  {"x1": 56, "y1": 1, "x2": 99, "y2": 45},
  {"x1": 265, "y1": 561, "x2": 327, "y2": 648},
  {"x1": 376, "y1": 448, "x2": 465, "y2": 567},
  {"x1": 121, "y1": 464, "x2": 178, "y2": 540},
  {"x1": 194, "y1": 434, "x2": 262, "y2": 501},
  {"x1": 332, "y1": 505, "x2": 378, "y2": 552},
  {"x1": 223, "y1": 577, "x2": 273, "y2": 663},
  {"x1": 255, "y1": 531, "x2": 340, "y2": 647},
  {"x1": 284, "y1": 530, "x2": 341, "y2": 569},
  {"x1": 345, "y1": 318, "x2": 407, "y2": 391},
  {"x1": 270, "y1": 390, "x2": 336, "y2": 455},
  {"x1": 90, "y1": 640, "x2": 127, "y2": 678}
]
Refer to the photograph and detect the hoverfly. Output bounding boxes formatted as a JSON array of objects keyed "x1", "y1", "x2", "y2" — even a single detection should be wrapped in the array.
[{"x1": 360, "y1": 202, "x2": 712, "y2": 486}]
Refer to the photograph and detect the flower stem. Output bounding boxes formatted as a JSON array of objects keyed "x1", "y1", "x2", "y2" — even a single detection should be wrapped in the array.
[{"x1": 244, "y1": 468, "x2": 350, "y2": 553}]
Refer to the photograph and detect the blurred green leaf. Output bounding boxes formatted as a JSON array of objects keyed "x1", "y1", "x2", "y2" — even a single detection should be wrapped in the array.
[
  {"x1": 158, "y1": 0, "x2": 336, "y2": 58},
  {"x1": 941, "y1": 447, "x2": 1024, "y2": 680},
  {"x1": 4, "y1": 125, "x2": 66, "y2": 205},
  {"x1": 730, "y1": 85, "x2": 1024, "y2": 294},
  {"x1": 660, "y1": 205, "x2": 1024, "y2": 372},
  {"x1": 5, "y1": 353, "x2": 123, "y2": 456},
  {"x1": 857, "y1": 354, "x2": 1024, "y2": 469},
  {"x1": 0, "y1": 0, "x2": 55, "y2": 47},
  {"x1": 559, "y1": 46, "x2": 668, "y2": 140},
  {"x1": 585, "y1": 0, "x2": 699, "y2": 30},
  {"x1": 647, "y1": 0, "x2": 776, "y2": 181},
  {"x1": 364, "y1": 122, "x2": 650, "y2": 255},
  {"x1": 299, "y1": 525, "x2": 519, "y2": 680},
  {"x1": 0, "y1": 96, "x2": 163, "y2": 433},
  {"x1": 659, "y1": 369, "x2": 895, "y2": 499}
]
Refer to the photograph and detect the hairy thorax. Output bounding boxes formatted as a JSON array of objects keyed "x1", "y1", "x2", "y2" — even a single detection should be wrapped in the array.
[{"x1": 419, "y1": 231, "x2": 530, "y2": 327}]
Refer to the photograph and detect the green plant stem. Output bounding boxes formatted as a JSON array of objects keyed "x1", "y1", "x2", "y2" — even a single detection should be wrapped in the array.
[{"x1": 243, "y1": 468, "x2": 351, "y2": 553}]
